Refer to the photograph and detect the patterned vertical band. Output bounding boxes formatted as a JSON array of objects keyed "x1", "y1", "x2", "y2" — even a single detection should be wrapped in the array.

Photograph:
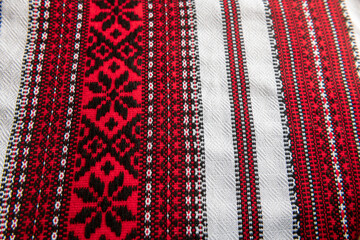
[{"x1": 0, "y1": 0, "x2": 360, "y2": 239}]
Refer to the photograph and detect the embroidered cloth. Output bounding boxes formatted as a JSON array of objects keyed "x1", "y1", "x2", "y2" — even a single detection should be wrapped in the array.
[{"x1": 0, "y1": 0, "x2": 360, "y2": 239}]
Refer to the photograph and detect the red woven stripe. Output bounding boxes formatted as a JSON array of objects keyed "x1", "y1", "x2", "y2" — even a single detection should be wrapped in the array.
[
  {"x1": 4, "y1": 1, "x2": 80, "y2": 238},
  {"x1": 66, "y1": 0, "x2": 143, "y2": 239},
  {"x1": 312, "y1": 1, "x2": 360, "y2": 237},
  {"x1": 266, "y1": 1, "x2": 319, "y2": 237},
  {"x1": 221, "y1": 0, "x2": 261, "y2": 238},
  {"x1": 268, "y1": 0, "x2": 360, "y2": 238}
]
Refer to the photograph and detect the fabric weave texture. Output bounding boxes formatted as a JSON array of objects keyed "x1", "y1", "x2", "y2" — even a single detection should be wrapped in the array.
[{"x1": 0, "y1": 0, "x2": 360, "y2": 239}]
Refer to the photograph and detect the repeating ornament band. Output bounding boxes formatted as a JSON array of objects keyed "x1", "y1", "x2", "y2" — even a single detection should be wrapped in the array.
[{"x1": 0, "y1": 0, "x2": 359, "y2": 239}]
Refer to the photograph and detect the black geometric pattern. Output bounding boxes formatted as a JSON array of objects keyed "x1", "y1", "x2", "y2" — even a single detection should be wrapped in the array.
[
  {"x1": 76, "y1": 114, "x2": 140, "y2": 181},
  {"x1": 92, "y1": 0, "x2": 141, "y2": 31},
  {"x1": 85, "y1": 26, "x2": 142, "y2": 76},
  {"x1": 84, "y1": 71, "x2": 140, "y2": 121},
  {"x1": 71, "y1": 172, "x2": 136, "y2": 239}
]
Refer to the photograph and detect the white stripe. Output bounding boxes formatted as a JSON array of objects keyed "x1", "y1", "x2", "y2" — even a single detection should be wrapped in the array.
[
  {"x1": 195, "y1": 0, "x2": 239, "y2": 239},
  {"x1": 238, "y1": 0, "x2": 293, "y2": 239},
  {"x1": 345, "y1": 0, "x2": 360, "y2": 51},
  {"x1": 0, "y1": 0, "x2": 29, "y2": 175},
  {"x1": 342, "y1": 0, "x2": 360, "y2": 90}
]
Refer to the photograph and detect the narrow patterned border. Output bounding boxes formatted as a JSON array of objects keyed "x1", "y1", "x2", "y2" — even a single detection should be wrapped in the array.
[
  {"x1": 187, "y1": 0, "x2": 208, "y2": 237},
  {"x1": 142, "y1": 0, "x2": 155, "y2": 237},
  {"x1": 220, "y1": 0, "x2": 263, "y2": 237},
  {"x1": 219, "y1": 1, "x2": 244, "y2": 236},
  {"x1": 179, "y1": 0, "x2": 194, "y2": 236},
  {"x1": 302, "y1": 1, "x2": 349, "y2": 238},
  {"x1": 232, "y1": 1, "x2": 263, "y2": 237},
  {"x1": 50, "y1": 1, "x2": 84, "y2": 239},
  {"x1": 0, "y1": 0, "x2": 43, "y2": 236},
  {"x1": 6, "y1": 0, "x2": 52, "y2": 237}
]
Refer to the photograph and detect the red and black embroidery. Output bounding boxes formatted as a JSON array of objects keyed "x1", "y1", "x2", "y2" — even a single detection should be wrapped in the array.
[
  {"x1": 92, "y1": 0, "x2": 140, "y2": 31},
  {"x1": 220, "y1": 0, "x2": 264, "y2": 238},
  {"x1": 66, "y1": 0, "x2": 143, "y2": 239},
  {"x1": 84, "y1": 71, "x2": 140, "y2": 122},
  {"x1": 1, "y1": 0, "x2": 360, "y2": 239},
  {"x1": 137, "y1": 0, "x2": 207, "y2": 239},
  {"x1": 267, "y1": 0, "x2": 360, "y2": 238},
  {"x1": 85, "y1": 26, "x2": 142, "y2": 77},
  {"x1": 0, "y1": 0, "x2": 88, "y2": 239},
  {"x1": 70, "y1": 171, "x2": 136, "y2": 238}
]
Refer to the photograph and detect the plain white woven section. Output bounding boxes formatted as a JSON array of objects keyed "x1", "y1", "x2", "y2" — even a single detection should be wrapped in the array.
[
  {"x1": 0, "y1": 0, "x2": 29, "y2": 175},
  {"x1": 345, "y1": 0, "x2": 360, "y2": 50},
  {"x1": 195, "y1": 0, "x2": 239, "y2": 239},
  {"x1": 238, "y1": 0, "x2": 293, "y2": 239}
]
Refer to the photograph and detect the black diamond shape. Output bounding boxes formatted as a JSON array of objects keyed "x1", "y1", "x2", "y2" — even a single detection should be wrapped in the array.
[
  {"x1": 99, "y1": 197, "x2": 111, "y2": 212},
  {"x1": 105, "y1": 117, "x2": 118, "y2": 131},
  {"x1": 113, "y1": 6, "x2": 120, "y2": 15},
  {"x1": 109, "y1": 89, "x2": 119, "y2": 100},
  {"x1": 90, "y1": 139, "x2": 102, "y2": 153},
  {"x1": 123, "y1": 45, "x2": 133, "y2": 56},
  {"x1": 101, "y1": 161, "x2": 115, "y2": 175},
  {"x1": 117, "y1": 138, "x2": 129, "y2": 152},
  {"x1": 97, "y1": 44, "x2": 110, "y2": 57},
  {"x1": 109, "y1": 61, "x2": 120, "y2": 73},
  {"x1": 111, "y1": 29, "x2": 122, "y2": 39}
]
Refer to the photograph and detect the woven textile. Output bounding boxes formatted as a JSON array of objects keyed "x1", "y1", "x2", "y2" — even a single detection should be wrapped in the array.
[{"x1": 0, "y1": 0, "x2": 360, "y2": 239}]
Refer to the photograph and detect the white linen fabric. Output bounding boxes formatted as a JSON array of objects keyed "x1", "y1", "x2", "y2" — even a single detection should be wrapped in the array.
[
  {"x1": 195, "y1": 0, "x2": 239, "y2": 238},
  {"x1": 0, "y1": 0, "x2": 29, "y2": 176}
]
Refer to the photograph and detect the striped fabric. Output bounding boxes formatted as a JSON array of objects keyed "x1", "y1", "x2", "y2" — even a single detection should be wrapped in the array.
[{"x1": 0, "y1": 0, "x2": 360, "y2": 239}]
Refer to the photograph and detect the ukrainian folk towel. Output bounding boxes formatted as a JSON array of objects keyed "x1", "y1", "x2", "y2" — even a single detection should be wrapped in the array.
[{"x1": 0, "y1": 0, "x2": 360, "y2": 239}]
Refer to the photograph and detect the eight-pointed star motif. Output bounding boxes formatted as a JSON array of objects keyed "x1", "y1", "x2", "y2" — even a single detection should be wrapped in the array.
[
  {"x1": 85, "y1": 71, "x2": 139, "y2": 121},
  {"x1": 71, "y1": 173, "x2": 136, "y2": 238},
  {"x1": 93, "y1": 0, "x2": 140, "y2": 31}
]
